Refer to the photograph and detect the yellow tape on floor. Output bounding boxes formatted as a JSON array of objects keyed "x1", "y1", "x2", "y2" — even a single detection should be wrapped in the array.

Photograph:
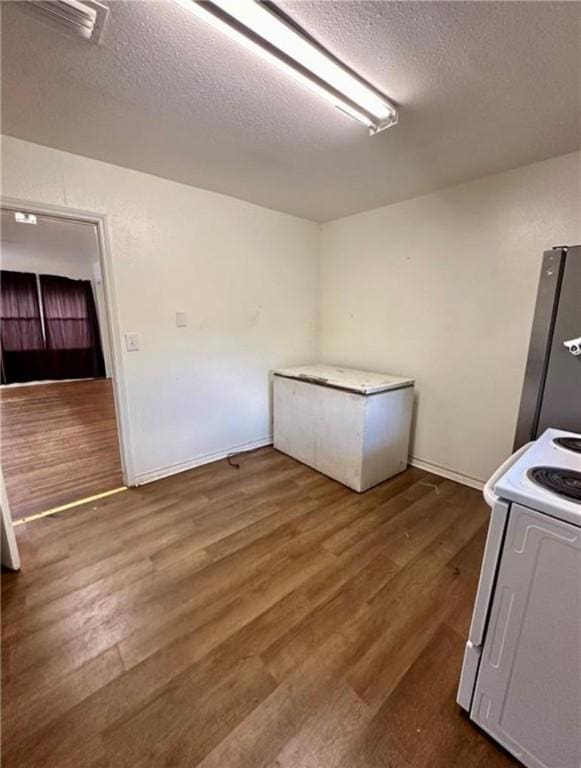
[{"x1": 13, "y1": 486, "x2": 128, "y2": 527}]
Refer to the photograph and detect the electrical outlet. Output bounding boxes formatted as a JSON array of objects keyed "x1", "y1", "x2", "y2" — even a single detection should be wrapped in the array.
[
  {"x1": 125, "y1": 332, "x2": 140, "y2": 351},
  {"x1": 176, "y1": 312, "x2": 187, "y2": 327}
]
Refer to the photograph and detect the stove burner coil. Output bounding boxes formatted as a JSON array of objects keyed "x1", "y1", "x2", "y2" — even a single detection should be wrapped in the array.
[
  {"x1": 529, "y1": 466, "x2": 581, "y2": 503},
  {"x1": 553, "y1": 437, "x2": 581, "y2": 455}
]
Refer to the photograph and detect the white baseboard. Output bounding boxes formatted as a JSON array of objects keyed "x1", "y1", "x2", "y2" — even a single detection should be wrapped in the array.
[
  {"x1": 133, "y1": 439, "x2": 484, "y2": 493},
  {"x1": 409, "y1": 456, "x2": 484, "y2": 491},
  {"x1": 134, "y1": 435, "x2": 273, "y2": 486}
]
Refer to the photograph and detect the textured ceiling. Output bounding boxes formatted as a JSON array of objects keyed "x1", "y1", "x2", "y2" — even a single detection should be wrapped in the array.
[{"x1": 2, "y1": 0, "x2": 580, "y2": 221}]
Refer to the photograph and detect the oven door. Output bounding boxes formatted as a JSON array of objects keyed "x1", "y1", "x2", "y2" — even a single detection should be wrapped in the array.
[{"x1": 471, "y1": 504, "x2": 581, "y2": 768}]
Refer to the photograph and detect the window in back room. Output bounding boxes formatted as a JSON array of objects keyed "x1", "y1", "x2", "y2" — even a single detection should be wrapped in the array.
[{"x1": 0, "y1": 209, "x2": 111, "y2": 385}]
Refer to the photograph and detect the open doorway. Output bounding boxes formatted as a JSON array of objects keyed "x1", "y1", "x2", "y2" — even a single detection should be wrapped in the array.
[{"x1": 0, "y1": 207, "x2": 125, "y2": 523}]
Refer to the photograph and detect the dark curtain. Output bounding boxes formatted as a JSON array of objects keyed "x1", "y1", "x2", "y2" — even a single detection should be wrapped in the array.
[
  {"x1": 1, "y1": 271, "x2": 45, "y2": 383},
  {"x1": 40, "y1": 275, "x2": 105, "y2": 380}
]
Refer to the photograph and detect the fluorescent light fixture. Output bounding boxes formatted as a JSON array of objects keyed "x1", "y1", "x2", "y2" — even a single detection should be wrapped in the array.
[
  {"x1": 174, "y1": 0, "x2": 398, "y2": 134},
  {"x1": 14, "y1": 212, "x2": 37, "y2": 225},
  {"x1": 29, "y1": 0, "x2": 109, "y2": 43}
]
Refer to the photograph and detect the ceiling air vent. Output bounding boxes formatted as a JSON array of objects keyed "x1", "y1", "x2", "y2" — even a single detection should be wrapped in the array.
[{"x1": 29, "y1": 0, "x2": 109, "y2": 43}]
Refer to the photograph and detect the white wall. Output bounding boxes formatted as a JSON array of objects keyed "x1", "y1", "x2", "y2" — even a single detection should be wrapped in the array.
[
  {"x1": 1, "y1": 136, "x2": 320, "y2": 483},
  {"x1": 3, "y1": 136, "x2": 579, "y2": 490},
  {"x1": 1, "y1": 251, "x2": 93, "y2": 279},
  {"x1": 1, "y1": 237, "x2": 94, "y2": 280},
  {"x1": 320, "y1": 152, "x2": 581, "y2": 485}
]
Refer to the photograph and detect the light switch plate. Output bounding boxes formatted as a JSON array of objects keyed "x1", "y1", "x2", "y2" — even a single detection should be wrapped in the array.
[
  {"x1": 125, "y1": 332, "x2": 140, "y2": 351},
  {"x1": 176, "y1": 312, "x2": 187, "y2": 327}
]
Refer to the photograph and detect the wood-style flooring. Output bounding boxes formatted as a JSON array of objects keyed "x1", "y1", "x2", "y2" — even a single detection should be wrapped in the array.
[
  {"x1": 1, "y1": 378, "x2": 124, "y2": 520},
  {"x1": 1, "y1": 448, "x2": 518, "y2": 768}
]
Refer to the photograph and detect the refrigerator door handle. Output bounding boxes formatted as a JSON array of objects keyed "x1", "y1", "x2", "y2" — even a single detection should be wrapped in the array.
[{"x1": 483, "y1": 442, "x2": 532, "y2": 508}]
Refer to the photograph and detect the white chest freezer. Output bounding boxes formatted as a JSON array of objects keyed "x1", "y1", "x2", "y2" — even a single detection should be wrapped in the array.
[{"x1": 273, "y1": 365, "x2": 415, "y2": 492}]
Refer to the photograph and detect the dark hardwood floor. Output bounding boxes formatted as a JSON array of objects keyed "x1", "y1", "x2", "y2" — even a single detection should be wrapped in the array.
[
  {"x1": 1, "y1": 378, "x2": 124, "y2": 520},
  {"x1": 1, "y1": 447, "x2": 518, "y2": 768}
]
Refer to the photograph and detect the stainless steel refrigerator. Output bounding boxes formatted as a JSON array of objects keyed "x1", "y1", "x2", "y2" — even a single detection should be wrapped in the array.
[{"x1": 515, "y1": 245, "x2": 581, "y2": 448}]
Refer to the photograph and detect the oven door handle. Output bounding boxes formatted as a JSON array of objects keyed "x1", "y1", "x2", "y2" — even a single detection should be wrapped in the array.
[{"x1": 483, "y1": 442, "x2": 533, "y2": 508}]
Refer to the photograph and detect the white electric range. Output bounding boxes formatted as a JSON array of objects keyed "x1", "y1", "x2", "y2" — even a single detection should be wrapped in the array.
[{"x1": 458, "y1": 428, "x2": 581, "y2": 768}]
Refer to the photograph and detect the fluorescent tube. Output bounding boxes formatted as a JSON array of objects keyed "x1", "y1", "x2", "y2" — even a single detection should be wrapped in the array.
[{"x1": 174, "y1": 0, "x2": 398, "y2": 133}]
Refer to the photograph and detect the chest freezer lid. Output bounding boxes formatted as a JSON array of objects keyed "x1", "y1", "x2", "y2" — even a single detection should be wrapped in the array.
[{"x1": 273, "y1": 365, "x2": 414, "y2": 395}]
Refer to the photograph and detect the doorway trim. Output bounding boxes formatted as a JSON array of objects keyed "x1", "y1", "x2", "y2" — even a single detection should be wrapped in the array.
[
  {"x1": 1, "y1": 196, "x2": 136, "y2": 486},
  {"x1": 1, "y1": 468, "x2": 21, "y2": 570}
]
